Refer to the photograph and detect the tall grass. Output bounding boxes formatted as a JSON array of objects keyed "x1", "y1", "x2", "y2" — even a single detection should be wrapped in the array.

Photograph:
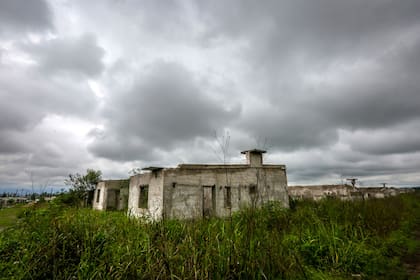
[{"x1": 1, "y1": 192, "x2": 419, "y2": 279}]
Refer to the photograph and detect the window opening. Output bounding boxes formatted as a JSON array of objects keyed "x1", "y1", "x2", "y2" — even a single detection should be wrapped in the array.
[
  {"x1": 138, "y1": 185, "x2": 149, "y2": 208},
  {"x1": 224, "y1": 186, "x2": 232, "y2": 208},
  {"x1": 249, "y1": 185, "x2": 257, "y2": 195}
]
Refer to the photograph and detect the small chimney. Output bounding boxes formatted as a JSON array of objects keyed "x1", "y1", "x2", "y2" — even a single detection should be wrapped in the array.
[{"x1": 241, "y1": 149, "x2": 266, "y2": 167}]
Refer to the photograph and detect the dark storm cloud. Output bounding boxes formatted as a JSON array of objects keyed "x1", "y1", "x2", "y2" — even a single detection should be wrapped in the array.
[
  {"x1": 2, "y1": 0, "x2": 420, "y2": 188},
  {"x1": 344, "y1": 121, "x2": 420, "y2": 155},
  {"x1": 89, "y1": 135, "x2": 156, "y2": 162},
  {"x1": 199, "y1": 0, "x2": 420, "y2": 59},
  {"x1": 238, "y1": 103, "x2": 338, "y2": 151},
  {"x1": 0, "y1": 0, "x2": 52, "y2": 35},
  {"x1": 0, "y1": 33, "x2": 104, "y2": 134},
  {"x1": 0, "y1": 43, "x2": 98, "y2": 184},
  {"x1": 283, "y1": 145, "x2": 420, "y2": 185},
  {"x1": 80, "y1": 0, "x2": 420, "y2": 185},
  {"x1": 0, "y1": 132, "x2": 26, "y2": 154},
  {"x1": 26, "y1": 34, "x2": 105, "y2": 77},
  {"x1": 219, "y1": 0, "x2": 420, "y2": 155},
  {"x1": 0, "y1": 64, "x2": 97, "y2": 133},
  {"x1": 89, "y1": 61, "x2": 241, "y2": 161},
  {"x1": 316, "y1": 35, "x2": 420, "y2": 128},
  {"x1": 0, "y1": 2, "x2": 105, "y2": 188}
]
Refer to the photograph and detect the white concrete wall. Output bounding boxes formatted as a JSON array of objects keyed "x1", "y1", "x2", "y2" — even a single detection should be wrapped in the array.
[
  {"x1": 92, "y1": 182, "x2": 106, "y2": 210},
  {"x1": 128, "y1": 171, "x2": 164, "y2": 220}
]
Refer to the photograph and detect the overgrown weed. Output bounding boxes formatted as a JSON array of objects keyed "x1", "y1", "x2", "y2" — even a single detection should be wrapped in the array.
[{"x1": 0, "y1": 192, "x2": 419, "y2": 279}]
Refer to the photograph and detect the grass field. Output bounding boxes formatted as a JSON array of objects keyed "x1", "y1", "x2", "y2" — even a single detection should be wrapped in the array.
[
  {"x1": 0, "y1": 204, "x2": 25, "y2": 230},
  {"x1": 0, "y1": 192, "x2": 419, "y2": 279}
]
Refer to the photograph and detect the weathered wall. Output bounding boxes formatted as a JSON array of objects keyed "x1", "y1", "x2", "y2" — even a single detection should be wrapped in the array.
[
  {"x1": 92, "y1": 180, "x2": 129, "y2": 211},
  {"x1": 127, "y1": 150, "x2": 288, "y2": 220},
  {"x1": 128, "y1": 170, "x2": 164, "y2": 220},
  {"x1": 160, "y1": 165, "x2": 289, "y2": 220}
]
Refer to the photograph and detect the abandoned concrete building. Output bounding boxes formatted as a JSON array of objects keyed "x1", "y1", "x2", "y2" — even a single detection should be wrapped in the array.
[
  {"x1": 93, "y1": 150, "x2": 414, "y2": 217},
  {"x1": 358, "y1": 187, "x2": 414, "y2": 199},
  {"x1": 92, "y1": 179, "x2": 129, "y2": 211},
  {"x1": 288, "y1": 185, "x2": 414, "y2": 201},
  {"x1": 288, "y1": 185, "x2": 356, "y2": 201},
  {"x1": 127, "y1": 149, "x2": 289, "y2": 220}
]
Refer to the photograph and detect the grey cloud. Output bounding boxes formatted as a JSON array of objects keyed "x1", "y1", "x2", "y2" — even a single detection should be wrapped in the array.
[
  {"x1": 89, "y1": 134, "x2": 155, "y2": 162},
  {"x1": 0, "y1": 65, "x2": 97, "y2": 132},
  {"x1": 0, "y1": 60, "x2": 99, "y2": 187},
  {"x1": 235, "y1": 24, "x2": 420, "y2": 152},
  {"x1": 145, "y1": 1, "x2": 410, "y2": 158},
  {"x1": 199, "y1": 0, "x2": 420, "y2": 58},
  {"x1": 26, "y1": 34, "x2": 105, "y2": 77},
  {"x1": 0, "y1": 132, "x2": 26, "y2": 154},
  {"x1": 89, "y1": 61, "x2": 241, "y2": 161},
  {"x1": 285, "y1": 146, "x2": 420, "y2": 185},
  {"x1": 0, "y1": 32, "x2": 102, "y2": 189},
  {"x1": 2, "y1": 0, "x2": 420, "y2": 189},
  {"x1": 344, "y1": 121, "x2": 420, "y2": 155},
  {"x1": 317, "y1": 37, "x2": 420, "y2": 130},
  {"x1": 67, "y1": 0, "x2": 201, "y2": 53},
  {"x1": 0, "y1": 119, "x2": 95, "y2": 188},
  {"x1": 0, "y1": 0, "x2": 52, "y2": 35},
  {"x1": 238, "y1": 105, "x2": 338, "y2": 151}
]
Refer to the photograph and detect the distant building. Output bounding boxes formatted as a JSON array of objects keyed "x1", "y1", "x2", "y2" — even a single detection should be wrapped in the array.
[
  {"x1": 357, "y1": 187, "x2": 414, "y2": 199},
  {"x1": 0, "y1": 196, "x2": 29, "y2": 207},
  {"x1": 93, "y1": 180, "x2": 129, "y2": 211},
  {"x1": 127, "y1": 149, "x2": 289, "y2": 220},
  {"x1": 288, "y1": 185, "x2": 415, "y2": 201},
  {"x1": 288, "y1": 184, "x2": 355, "y2": 201}
]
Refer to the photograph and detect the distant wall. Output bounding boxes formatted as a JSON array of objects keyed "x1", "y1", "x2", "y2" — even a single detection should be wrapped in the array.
[
  {"x1": 288, "y1": 185, "x2": 354, "y2": 201},
  {"x1": 288, "y1": 185, "x2": 414, "y2": 201}
]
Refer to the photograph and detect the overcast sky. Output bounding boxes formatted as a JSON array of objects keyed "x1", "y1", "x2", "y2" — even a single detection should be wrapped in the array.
[{"x1": 1, "y1": 0, "x2": 420, "y2": 192}]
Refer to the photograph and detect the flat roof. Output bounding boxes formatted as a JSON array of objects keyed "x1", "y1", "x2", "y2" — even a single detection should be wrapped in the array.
[
  {"x1": 178, "y1": 164, "x2": 285, "y2": 169},
  {"x1": 142, "y1": 166, "x2": 164, "y2": 171},
  {"x1": 288, "y1": 184, "x2": 352, "y2": 190},
  {"x1": 98, "y1": 179, "x2": 129, "y2": 183},
  {"x1": 241, "y1": 149, "x2": 267, "y2": 154}
]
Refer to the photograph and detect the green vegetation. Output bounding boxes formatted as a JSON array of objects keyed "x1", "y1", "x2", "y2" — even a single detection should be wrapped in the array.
[
  {"x1": 63, "y1": 169, "x2": 102, "y2": 206},
  {"x1": 0, "y1": 193, "x2": 419, "y2": 279},
  {"x1": 0, "y1": 205, "x2": 25, "y2": 230}
]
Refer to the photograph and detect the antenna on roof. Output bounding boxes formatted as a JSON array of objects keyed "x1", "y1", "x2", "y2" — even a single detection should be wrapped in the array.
[{"x1": 346, "y1": 178, "x2": 358, "y2": 188}]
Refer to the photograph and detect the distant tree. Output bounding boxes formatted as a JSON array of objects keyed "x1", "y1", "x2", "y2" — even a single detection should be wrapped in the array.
[
  {"x1": 64, "y1": 169, "x2": 102, "y2": 206},
  {"x1": 66, "y1": 169, "x2": 102, "y2": 192}
]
